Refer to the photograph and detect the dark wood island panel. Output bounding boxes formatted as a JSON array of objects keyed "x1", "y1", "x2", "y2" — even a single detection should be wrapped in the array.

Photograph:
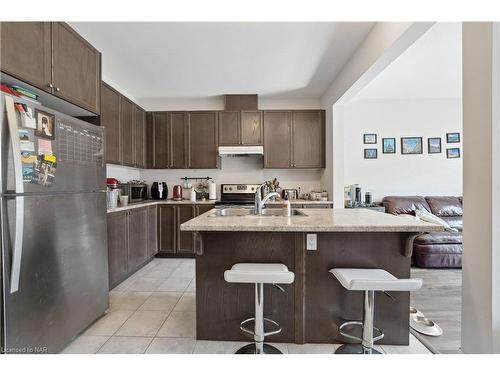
[{"x1": 195, "y1": 231, "x2": 414, "y2": 345}]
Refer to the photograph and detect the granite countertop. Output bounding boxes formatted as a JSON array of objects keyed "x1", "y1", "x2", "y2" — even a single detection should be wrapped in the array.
[
  {"x1": 107, "y1": 199, "x2": 217, "y2": 213},
  {"x1": 180, "y1": 208, "x2": 443, "y2": 233}
]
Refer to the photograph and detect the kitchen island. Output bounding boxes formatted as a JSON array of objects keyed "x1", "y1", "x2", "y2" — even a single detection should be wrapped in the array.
[{"x1": 180, "y1": 208, "x2": 441, "y2": 345}]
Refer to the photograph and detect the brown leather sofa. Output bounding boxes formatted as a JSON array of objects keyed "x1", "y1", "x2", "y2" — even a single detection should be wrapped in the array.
[{"x1": 382, "y1": 196, "x2": 463, "y2": 268}]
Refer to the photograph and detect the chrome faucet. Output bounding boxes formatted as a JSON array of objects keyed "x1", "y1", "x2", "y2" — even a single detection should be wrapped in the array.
[{"x1": 254, "y1": 183, "x2": 280, "y2": 215}]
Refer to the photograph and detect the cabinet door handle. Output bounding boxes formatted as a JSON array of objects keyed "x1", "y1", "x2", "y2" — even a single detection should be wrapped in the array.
[
  {"x1": 47, "y1": 83, "x2": 54, "y2": 89},
  {"x1": 55, "y1": 87, "x2": 60, "y2": 92}
]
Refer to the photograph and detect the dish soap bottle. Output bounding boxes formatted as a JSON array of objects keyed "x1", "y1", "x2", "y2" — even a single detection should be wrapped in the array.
[{"x1": 283, "y1": 194, "x2": 291, "y2": 217}]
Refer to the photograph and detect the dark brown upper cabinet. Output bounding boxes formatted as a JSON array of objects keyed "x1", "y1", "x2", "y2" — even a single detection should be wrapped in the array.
[
  {"x1": 120, "y1": 96, "x2": 135, "y2": 166},
  {"x1": 101, "y1": 83, "x2": 121, "y2": 164},
  {"x1": 169, "y1": 112, "x2": 188, "y2": 169},
  {"x1": 0, "y1": 22, "x2": 52, "y2": 93},
  {"x1": 145, "y1": 113, "x2": 154, "y2": 168},
  {"x1": 241, "y1": 111, "x2": 263, "y2": 145},
  {"x1": 102, "y1": 81, "x2": 145, "y2": 168},
  {"x1": 263, "y1": 111, "x2": 293, "y2": 168},
  {"x1": 152, "y1": 112, "x2": 170, "y2": 169},
  {"x1": 146, "y1": 111, "x2": 218, "y2": 170},
  {"x1": 134, "y1": 105, "x2": 146, "y2": 168},
  {"x1": 218, "y1": 111, "x2": 240, "y2": 146},
  {"x1": 51, "y1": 22, "x2": 101, "y2": 114},
  {"x1": 1, "y1": 22, "x2": 101, "y2": 114},
  {"x1": 263, "y1": 110, "x2": 325, "y2": 169},
  {"x1": 188, "y1": 112, "x2": 219, "y2": 169},
  {"x1": 218, "y1": 111, "x2": 263, "y2": 146},
  {"x1": 292, "y1": 111, "x2": 325, "y2": 168}
]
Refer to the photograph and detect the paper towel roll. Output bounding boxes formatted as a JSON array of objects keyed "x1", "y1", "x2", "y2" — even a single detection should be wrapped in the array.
[{"x1": 209, "y1": 181, "x2": 216, "y2": 200}]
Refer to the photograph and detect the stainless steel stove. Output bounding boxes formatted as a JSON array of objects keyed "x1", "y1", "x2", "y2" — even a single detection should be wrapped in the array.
[{"x1": 215, "y1": 184, "x2": 261, "y2": 207}]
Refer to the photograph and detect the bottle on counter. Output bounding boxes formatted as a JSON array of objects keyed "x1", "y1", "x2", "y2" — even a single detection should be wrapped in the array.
[
  {"x1": 283, "y1": 194, "x2": 291, "y2": 217},
  {"x1": 190, "y1": 187, "x2": 197, "y2": 202},
  {"x1": 365, "y1": 192, "x2": 373, "y2": 206}
]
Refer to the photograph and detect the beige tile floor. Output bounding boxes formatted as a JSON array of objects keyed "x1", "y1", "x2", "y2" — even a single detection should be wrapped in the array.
[{"x1": 62, "y1": 258, "x2": 430, "y2": 354}]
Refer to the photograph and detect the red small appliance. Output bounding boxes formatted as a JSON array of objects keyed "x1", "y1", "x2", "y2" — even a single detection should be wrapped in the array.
[
  {"x1": 106, "y1": 178, "x2": 120, "y2": 189},
  {"x1": 172, "y1": 185, "x2": 183, "y2": 201}
]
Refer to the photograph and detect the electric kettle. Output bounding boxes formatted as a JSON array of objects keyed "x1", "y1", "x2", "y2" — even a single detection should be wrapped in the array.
[{"x1": 172, "y1": 185, "x2": 183, "y2": 201}]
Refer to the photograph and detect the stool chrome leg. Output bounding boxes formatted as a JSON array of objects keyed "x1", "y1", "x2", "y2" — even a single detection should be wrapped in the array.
[
  {"x1": 361, "y1": 290, "x2": 378, "y2": 354},
  {"x1": 335, "y1": 290, "x2": 383, "y2": 355},
  {"x1": 235, "y1": 283, "x2": 282, "y2": 354},
  {"x1": 255, "y1": 282, "x2": 264, "y2": 348}
]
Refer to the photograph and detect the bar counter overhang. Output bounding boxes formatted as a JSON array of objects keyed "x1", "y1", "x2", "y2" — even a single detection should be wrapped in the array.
[{"x1": 181, "y1": 208, "x2": 442, "y2": 345}]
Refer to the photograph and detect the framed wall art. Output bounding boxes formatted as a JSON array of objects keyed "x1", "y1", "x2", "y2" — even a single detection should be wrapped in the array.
[
  {"x1": 363, "y1": 134, "x2": 377, "y2": 144},
  {"x1": 401, "y1": 137, "x2": 423, "y2": 154},
  {"x1": 428, "y1": 137, "x2": 442, "y2": 154},
  {"x1": 446, "y1": 133, "x2": 460, "y2": 143},
  {"x1": 447, "y1": 147, "x2": 461, "y2": 158},
  {"x1": 364, "y1": 148, "x2": 378, "y2": 159},
  {"x1": 382, "y1": 138, "x2": 396, "y2": 154}
]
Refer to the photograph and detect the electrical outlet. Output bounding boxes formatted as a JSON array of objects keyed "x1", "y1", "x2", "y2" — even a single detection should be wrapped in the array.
[{"x1": 306, "y1": 233, "x2": 317, "y2": 251}]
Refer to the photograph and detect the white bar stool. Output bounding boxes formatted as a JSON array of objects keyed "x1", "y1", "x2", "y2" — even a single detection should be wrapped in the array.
[
  {"x1": 329, "y1": 268, "x2": 422, "y2": 354},
  {"x1": 224, "y1": 263, "x2": 295, "y2": 354}
]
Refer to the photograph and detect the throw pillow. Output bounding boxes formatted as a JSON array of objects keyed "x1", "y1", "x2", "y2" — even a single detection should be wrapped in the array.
[{"x1": 414, "y1": 209, "x2": 458, "y2": 232}]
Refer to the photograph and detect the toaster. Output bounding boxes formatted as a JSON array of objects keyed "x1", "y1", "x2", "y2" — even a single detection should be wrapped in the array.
[{"x1": 281, "y1": 189, "x2": 299, "y2": 200}]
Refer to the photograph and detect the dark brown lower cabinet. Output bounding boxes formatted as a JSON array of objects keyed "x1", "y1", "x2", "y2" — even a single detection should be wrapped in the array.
[
  {"x1": 158, "y1": 205, "x2": 176, "y2": 254},
  {"x1": 128, "y1": 207, "x2": 148, "y2": 270},
  {"x1": 177, "y1": 205, "x2": 196, "y2": 254},
  {"x1": 147, "y1": 205, "x2": 158, "y2": 258},
  {"x1": 158, "y1": 204, "x2": 214, "y2": 257},
  {"x1": 107, "y1": 211, "x2": 128, "y2": 288},
  {"x1": 107, "y1": 206, "x2": 158, "y2": 289}
]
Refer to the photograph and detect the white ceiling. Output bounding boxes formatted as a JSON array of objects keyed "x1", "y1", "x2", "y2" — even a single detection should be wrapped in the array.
[
  {"x1": 354, "y1": 22, "x2": 462, "y2": 100},
  {"x1": 69, "y1": 22, "x2": 374, "y2": 103}
]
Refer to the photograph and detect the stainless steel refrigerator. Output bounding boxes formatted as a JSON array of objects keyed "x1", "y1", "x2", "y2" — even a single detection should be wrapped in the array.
[{"x1": 0, "y1": 94, "x2": 109, "y2": 354}]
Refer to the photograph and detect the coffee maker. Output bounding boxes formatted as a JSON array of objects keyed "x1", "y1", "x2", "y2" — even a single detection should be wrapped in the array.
[{"x1": 151, "y1": 182, "x2": 168, "y2": 200}]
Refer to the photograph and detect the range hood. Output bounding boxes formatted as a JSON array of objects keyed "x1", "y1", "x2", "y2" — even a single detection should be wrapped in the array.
[{"x1": 218, "y1": 145, "x2": 264, "y2": 156}]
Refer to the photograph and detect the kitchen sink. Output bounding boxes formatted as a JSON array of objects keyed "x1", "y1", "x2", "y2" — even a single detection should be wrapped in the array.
[
  {"x1": 210, "y1": 208, "x2": 254, "y2": 217},
  {"x1": 209, "y1": 207, "x2": 307, "y2": 217}
]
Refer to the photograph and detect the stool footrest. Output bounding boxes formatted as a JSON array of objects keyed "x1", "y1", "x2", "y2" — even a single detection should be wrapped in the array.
[
  {"x1": 240, "y1": 317, "x2": 282, "y2": 338},
  {"x1": 338, "y1": 321, "x2": 384, "y2": 343}
]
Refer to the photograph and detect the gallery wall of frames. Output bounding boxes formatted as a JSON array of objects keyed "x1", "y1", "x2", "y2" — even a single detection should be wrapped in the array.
[
  {"x1": 343, "y1": 98, "x2": 462, "y2": 200},
  {"x1": 362, "y1": 132, "x2": 461, "y2": 159}
]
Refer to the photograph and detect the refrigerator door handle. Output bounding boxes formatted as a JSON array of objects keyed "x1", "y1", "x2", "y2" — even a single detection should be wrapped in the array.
[
  {"x1": 9, "y1": 196, "x2": 24, "y2": 293},
  {"x1": 4, "y1": 96, "x2": 25, "y2": 293},
  {"x1": 4, "y1": 96, "x2": 24, "y2": 194}
]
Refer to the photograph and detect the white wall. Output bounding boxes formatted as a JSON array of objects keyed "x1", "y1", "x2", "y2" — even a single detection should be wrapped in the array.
[
  {"x1": 141, "y1": 157, "x2": 321, "y2": 200},
  {"x1": 343, "y1": 98, "x2": 463, "y2": 201},
  {"x1": 107, "y1": 158, "x2": 321, "y2": 200},
  {"x1": 320, "y1": 22, "x2": 434, "y2": 207},
  {"x1": 106, "y1": 164, "x2": 141, "y2": 182},
  {"x1": 138, "y1": 96, "x2": 321, "y2": 112}
]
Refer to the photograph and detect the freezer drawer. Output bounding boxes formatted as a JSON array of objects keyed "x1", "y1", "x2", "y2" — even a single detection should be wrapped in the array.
[{"x1": 1, "y1": 192, "x2": 108, "y2": 353}]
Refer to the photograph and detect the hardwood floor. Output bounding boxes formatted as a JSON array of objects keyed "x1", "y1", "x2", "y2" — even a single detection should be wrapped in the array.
[{"x1": 411, "y1": 267, "x2": 462, "y2": 353}]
